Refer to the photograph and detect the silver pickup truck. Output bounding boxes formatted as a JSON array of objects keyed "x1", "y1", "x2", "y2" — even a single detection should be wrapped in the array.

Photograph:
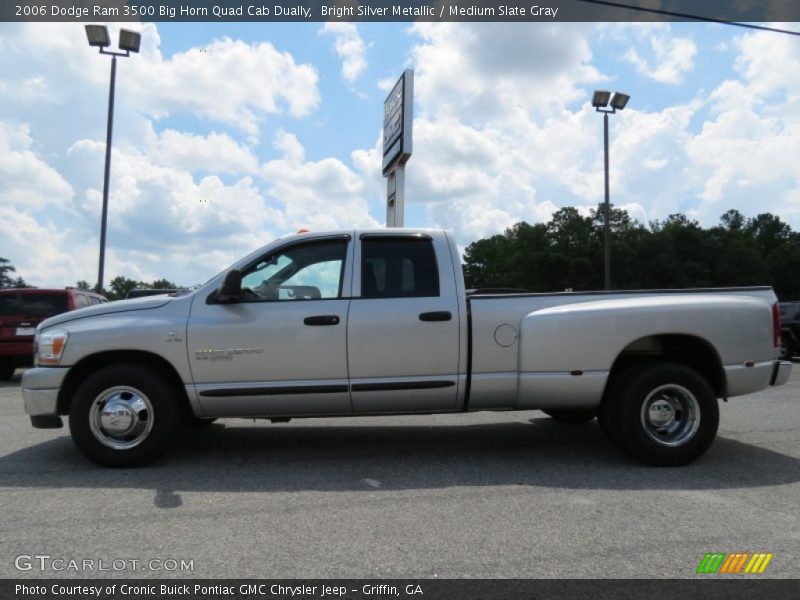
[{"x1": 22, "y1": 228, "x2": 791, "y2": 467}]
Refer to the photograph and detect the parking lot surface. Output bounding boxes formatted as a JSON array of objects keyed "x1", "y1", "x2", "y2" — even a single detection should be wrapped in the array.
[{"x1": 1, "y1": 367, "x2": 798, "y2": 578}]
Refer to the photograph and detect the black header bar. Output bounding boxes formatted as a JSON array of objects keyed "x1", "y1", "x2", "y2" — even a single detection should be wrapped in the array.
[
  {"x1": 3, "y1": 579, "x2": 800, "y2": 600},
  {"x1": 5, "y1": 0, "x2": 800, "y2": 23}
]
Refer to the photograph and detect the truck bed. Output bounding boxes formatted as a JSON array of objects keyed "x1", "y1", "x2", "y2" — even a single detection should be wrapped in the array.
[{"x1": 466, "y1": 286, "x2": 777, "y2": 411}]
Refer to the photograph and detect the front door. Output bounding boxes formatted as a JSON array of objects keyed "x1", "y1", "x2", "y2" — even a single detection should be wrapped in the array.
[{"x1": 187, "y1": 235, "x2": 353, "y2": 417}]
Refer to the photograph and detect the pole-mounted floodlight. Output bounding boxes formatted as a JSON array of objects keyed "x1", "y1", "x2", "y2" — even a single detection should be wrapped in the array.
[
  {"x1": 592, "y1": 90, "x2": 611, "y2": 108},
  {"x1": 85, "y1": 25, "x2": 141, "y2": 294},
  {"x1": 85, "y1": 25, "x2": 110, "y2": 48},
  {"x1": 610, "y1": 92, "x2": 630, "y2": 111},
  {"x1": 592, "y1": 89, "x2": 630, "y2": 291},
  {"x1": 118, "y1": 29, "x2": 142, "y2": 53}
]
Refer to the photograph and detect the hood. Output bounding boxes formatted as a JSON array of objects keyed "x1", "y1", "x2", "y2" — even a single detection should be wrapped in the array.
[{"x1": 39, "y1": 295, "x2": 174, "y2": 330}]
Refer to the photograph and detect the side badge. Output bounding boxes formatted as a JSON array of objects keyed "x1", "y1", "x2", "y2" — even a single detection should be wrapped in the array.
[{"x1": 194, "y1": 347, "x2": 264, "y2": 362}]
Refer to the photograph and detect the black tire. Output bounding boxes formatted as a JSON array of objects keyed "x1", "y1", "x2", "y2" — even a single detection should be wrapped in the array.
[
  {"x1": 598, "y1": 363, "x2": 642, "y2": 451},
  {"x1": 598, "y1": 362, "x2": 719, "y2": 466},
  {"x1": 0, "y1": 362, "x2": 15, "y2": 381},
  {"x1": 69, "y1": 364, "x2": 179, "y2": 467},
  {"x1": 779, "y1": 333, "x2": 795, "y2": 361},
  {"x1": 543, "y1": 408, "x2": 596, "y2": 424}
]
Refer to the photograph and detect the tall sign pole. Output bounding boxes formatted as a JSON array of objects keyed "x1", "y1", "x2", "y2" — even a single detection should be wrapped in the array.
[
  {"x1": 383, "y1": 69, "x2": 413, "y2": 227},
  {"x1": 603, "y1": 111, "x2": 610, "y2": 291}
]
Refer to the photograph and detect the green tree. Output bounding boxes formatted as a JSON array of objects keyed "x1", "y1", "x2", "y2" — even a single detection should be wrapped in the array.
[
  {"x1": 0, "y1": 258, "x2": 28, "y2": 288},
  {"x1": 107, "y1": 276, "x2": 139, "y2": 301},
  {"x1": 591, "y1": 204, "x2": 649, "y2": 289},
  {"x1": 463, "y1": 231, "x2": 517, "y2": 289},
  {"x1": 10, "y1": 277, "x2": 31, "y2": 288},
  {"x1": 150, "y1": 278, "x2": 178, "y2": 289},
  {"x1": 707, "y1": 212, "x2": 765, "y2": 287},
  {"x1": 746, "y1": 213, "x2": 791, "y2": 255},
  {"x1": 460, "y1": 207, "x2": 799, "y2": 297},
  {"x1": 639, "y1": 214, "x2": 712, "y2": 288},
  {"x1": 544, "y1": 207, "x2": 599, "y2": 290}
]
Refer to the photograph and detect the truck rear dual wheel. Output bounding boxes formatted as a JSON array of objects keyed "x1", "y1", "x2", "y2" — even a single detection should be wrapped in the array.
[
  {"x1": 598, "y1": 363, "x2": 719, "y2": 466},
  {"x1": 69, "y1": 365, "x2": 179, "y2": 467}
]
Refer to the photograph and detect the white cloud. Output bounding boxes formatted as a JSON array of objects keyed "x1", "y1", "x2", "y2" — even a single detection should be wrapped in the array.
[
  {"x1": 66, "y1": 138, "x2": 278, "y2": 252},
  {"x1": 377, "y1": 77, "x2": 397, "y2": 92},
  {"x1": 0, "y1": 23, "x2": 335, "y2": 287},
  {"x1": 392, "y1": 23, "x2": 613, "y2": 244},
  {"x1": 145, "y1": 126, "x2": 260, "y2": 175},
  {"x1": 0, "y1": 121, "x2": 73, "y2": 210},
  {"x1": 410, "y1": 23, "x2": 602, "y2": 121},
  {"x1": 262, "y1": 131, "x2": 380, "y2": 231},
  {"x1": 734, "y1": 22, "x2": 800, "y2": 96},
  {"x1": 128, "y1": 33, "x2": 320, "y2": 136},
  {"x1": 389, "y1": 22, "x2": 798, "y2": 248},
  {"x1": 320, "y1": 23, "x2": 368, "y2": 83},
  {"x1": 680, "y1": 27, "x2": 800, "y2": 221},
  {"x1": 642, "y1": 158, "x2": 669, "y2": 171},
  {"x1": 0, "y1": 24, "x2": 320, "y2": 138},
  {"x1": 0, "y1": 206, "x2": 93, "y2": 286},
  {"x1": 623, "y1": 35, "x2": 697, "y2": 84},
  {"x1": 3, "y1": 127, "x2": 381, "y2": 286}
]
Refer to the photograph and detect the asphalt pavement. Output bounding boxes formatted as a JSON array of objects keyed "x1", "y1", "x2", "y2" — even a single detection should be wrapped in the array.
[{"x1": 1, "y1": 366, "x2": 798, "y2": 579}]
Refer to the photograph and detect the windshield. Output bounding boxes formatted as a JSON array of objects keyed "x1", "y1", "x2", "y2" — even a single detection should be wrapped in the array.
[{"x1": 0, "y1": 293, "x2": 69, "y2": 316}]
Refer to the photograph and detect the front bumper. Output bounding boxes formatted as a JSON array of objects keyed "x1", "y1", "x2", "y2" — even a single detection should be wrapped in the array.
[
  {"x1": 22, "y1": 367, "x2": 69, "y2": 428},
  {"x1": 771, "y1": 360, "x2": 792, "y2": 387}
]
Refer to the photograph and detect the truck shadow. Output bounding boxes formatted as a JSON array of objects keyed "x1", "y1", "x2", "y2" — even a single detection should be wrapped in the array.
[{"x1": 2, "y1": 417, "x2": 799, "y2": 500}]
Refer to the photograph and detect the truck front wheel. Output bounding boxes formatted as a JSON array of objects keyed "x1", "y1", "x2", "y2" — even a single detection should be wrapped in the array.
[
  {"x1": 69, "y1": 365, "x2": 178, "y2": 467},
  {"x1": 599, "y1": 363, "x2": 719, "y2": 466}
]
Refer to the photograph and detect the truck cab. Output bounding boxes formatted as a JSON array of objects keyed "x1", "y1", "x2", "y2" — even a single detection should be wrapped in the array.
[{"x1": 188, "y1": 230, "x2": 465, "y2": 417}]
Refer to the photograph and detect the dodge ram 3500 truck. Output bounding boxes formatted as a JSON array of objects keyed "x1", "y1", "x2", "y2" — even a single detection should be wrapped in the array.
[{"x1": 22, "y1": 229, "x2": 791, "y2": 467}]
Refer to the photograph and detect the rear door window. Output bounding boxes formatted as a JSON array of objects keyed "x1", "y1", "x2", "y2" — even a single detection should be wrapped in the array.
[{"x1": 361, "y1": 237, "x2": 439, "y2": 298}]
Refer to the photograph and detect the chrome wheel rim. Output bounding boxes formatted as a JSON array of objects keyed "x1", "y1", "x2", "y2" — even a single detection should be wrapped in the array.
[
  {"x1": 640, "y1": 384, "x2": 700, "y2": 447},
  {"x1": 89, "y1": 386, "x2": 154, "y2": 450}
]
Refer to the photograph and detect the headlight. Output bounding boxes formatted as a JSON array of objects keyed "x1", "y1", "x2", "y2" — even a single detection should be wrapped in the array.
[{"x1": 35, "y1": 329, "x2": 69, "y2": 366}]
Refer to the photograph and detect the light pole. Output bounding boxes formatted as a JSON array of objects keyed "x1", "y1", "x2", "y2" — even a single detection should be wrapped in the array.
[
  {"x1": 592, "y1": 90, "x2": 630, "y2": 291},
  {"x1": 85, "y1": 25, "x2": 141, "y2": 294}
]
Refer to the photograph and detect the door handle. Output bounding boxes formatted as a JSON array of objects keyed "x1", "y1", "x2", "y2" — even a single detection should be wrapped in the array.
[
  {"x1": 304, "y1": 315, "x2": 341, "y2": 326},
  {"x1": 419, "y1": 311, "x2": 452, "y2": 322}
]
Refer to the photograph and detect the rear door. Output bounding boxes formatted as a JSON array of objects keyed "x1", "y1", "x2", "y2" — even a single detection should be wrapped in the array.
[{"x1": 347, "y1": 233, "x2": 461, "y2": 412}]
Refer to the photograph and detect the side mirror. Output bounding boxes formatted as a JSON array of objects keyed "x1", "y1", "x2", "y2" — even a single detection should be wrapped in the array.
[{"x1": 215, "y1": 269, "x2": 243, "y2": 303}]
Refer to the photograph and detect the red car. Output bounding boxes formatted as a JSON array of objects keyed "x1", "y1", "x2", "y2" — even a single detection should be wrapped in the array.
[{"x1": 0, "y1": 288, "x2": 107, "y2": 380}]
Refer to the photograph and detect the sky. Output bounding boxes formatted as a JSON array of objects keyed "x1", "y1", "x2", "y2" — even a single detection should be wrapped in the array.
[{"x1": 1, "y1": 20, "x2": 799, "y2": 288}]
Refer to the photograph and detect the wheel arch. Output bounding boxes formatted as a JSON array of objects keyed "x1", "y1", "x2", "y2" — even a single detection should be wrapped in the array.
[
  {"x1": 57, "y1": 350, "x2": 192, "y2": 417},
  {"x1": 604, "y1": 334, "x2": 726, "y2": 401}
]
